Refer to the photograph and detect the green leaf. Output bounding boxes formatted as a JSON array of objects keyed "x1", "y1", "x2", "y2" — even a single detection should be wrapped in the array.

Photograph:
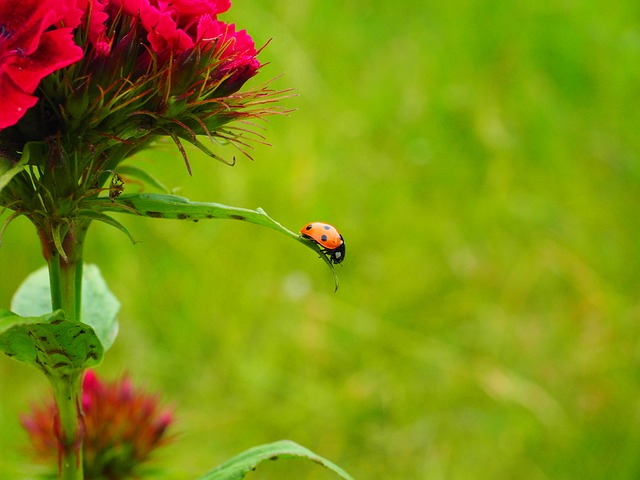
[
  {"x1": 83, "y1": 193, "x2": 341, "y2": 291},
  {"x1": 86, "y1": 193, "x2": 299, "y2": 235},
  {"x1": 11, "y1": 264, "x2": 120, "y2": 351},
  {"x1": 1, "y1": 142, "x2": 50, "y2": 195},
  {"x1": 0, "y1": 156, "x2": 25, "y2": 195},
  {"x1": 0, "y1": 309, "x2": 104, "y2": 377},
  {"x1": 199, "y1": 440, "x2": 354, "y2": 480},
  {"x1": 79, "y1": 209, "x2": 138, "y2": 245}
]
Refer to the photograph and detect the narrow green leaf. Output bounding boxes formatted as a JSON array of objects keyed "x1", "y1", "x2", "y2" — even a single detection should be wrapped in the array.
[
  {"x1": 0, "y1": 309, "x2": 104, "y2": 377},
  {"x1": 51, "y1": 223, "x2": 69, "y2": 262},
  {"x1": 199, "y1": 440, "x2": 354, "y2": 480},
  {"x1": 79, "y1": 209, "x2": 138, "y2": 245},
  {"x1": 21, "y1": 140, "x2": 50, "y2": 167},
  {"x1": 83, "y1": 193, "x2": 340, "y2": 291},
  {"x1": 86, "y1": 193, "x2": 298, "y2": 236},
  {"x1": 185, "y1": 135, "x2": 236, "y2": 166},
  {"x1": 0, "y1": 156, "x2": 25, "y2": 195},
  {"x1": 0, "y1": 142, "x2": 48, "y2": 194},
  {"x1": 11, "y1": 264, "x2": 120, "y2": 351}
]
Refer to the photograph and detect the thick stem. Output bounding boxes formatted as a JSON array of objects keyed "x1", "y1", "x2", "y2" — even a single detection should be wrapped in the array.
[
  {"x1": 47, "y1": 221, "x2": 89, "y2": 322},
  {"x1": 44, "y1": 221, "x2": 91, "y2": 480},
  {"x1": 51, "y1": 374, "x2": 85, "y2": 480},
  {"x1": 48, "y1": 251, "x2": 82, "y2": 322}
]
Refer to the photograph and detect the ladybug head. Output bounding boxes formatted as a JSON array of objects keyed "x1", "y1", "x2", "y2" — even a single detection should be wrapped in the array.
[{"x1": 329, "y1": 242, "x2": 345, "y2": 264}]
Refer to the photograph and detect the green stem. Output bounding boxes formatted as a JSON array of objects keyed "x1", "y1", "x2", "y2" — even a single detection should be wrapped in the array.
[
  {"x1": 48, "y1": 250, "x2": 83, "y2": 322},
  {"x1": 48, "y1": 253, "x2": 63, "y2": 314},
  {"x1": 50, "y1": 373, "x2": 84, "y2": 480},
  {"x1": 45, "y1": 221, "x2": 90, "y2": 480}
]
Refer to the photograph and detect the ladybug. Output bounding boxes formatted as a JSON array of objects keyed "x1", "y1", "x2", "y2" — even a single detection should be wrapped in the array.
[{"x1": 300, "y1": 222, "x2": 346, "y2": 264}]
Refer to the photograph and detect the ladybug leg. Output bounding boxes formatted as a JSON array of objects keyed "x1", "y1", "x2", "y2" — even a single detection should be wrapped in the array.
[{"x1": 317, "y1": 247, "x2": 331, "y2": 262}]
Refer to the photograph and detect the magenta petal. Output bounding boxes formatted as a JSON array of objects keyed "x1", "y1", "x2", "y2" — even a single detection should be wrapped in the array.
[
  {"x1": 0, "y1": 74, "x2": 38, "y2": 129},
  {"x1": 7, "y1": 29, "x2": 83, "y2": 92},
  {"x1": 157, "y1": 0, "x2": 231, "y2": 16},
  {"x1": 0, "y1": 0, "x2": 83, "y2": 129}
]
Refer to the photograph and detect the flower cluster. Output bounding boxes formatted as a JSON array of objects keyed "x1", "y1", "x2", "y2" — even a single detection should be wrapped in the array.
[
  {"x1": 0, "y1": 0, "x2": 280, "y2": 255},
  {"x1": 1, "y1": 0, "x2": 261, "y2": 131},
  {"x1": 22, "y1": 370, "x2": 174, "y2": 479}
]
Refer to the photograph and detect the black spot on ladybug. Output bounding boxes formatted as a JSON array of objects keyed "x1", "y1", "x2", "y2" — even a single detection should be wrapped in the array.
[
  {"x1": 323, "y1": 225, "x2": 331, "y2": 230},
  {"x1": 321, "y1": 234, "x2": 328, "y2": 242},
  {"x1": 305, "y1": 224, "x2": 313, "y2": 231}
]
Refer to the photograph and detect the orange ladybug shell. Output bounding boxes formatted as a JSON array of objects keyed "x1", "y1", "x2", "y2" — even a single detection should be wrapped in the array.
[{"x1": 300, "y1": 222, "x2": 343, "y2": 249}]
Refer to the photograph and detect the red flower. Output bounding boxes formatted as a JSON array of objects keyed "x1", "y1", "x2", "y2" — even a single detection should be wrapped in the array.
[
  {"x1": 22, "y1": 370, "x2": 174, "y2": 479},
  {"x1": 0, "y1": 0, "x2": 83, "y2": 129},
  {"x1": 197, "y1": 17, "x2": 260, "y2": 94},
  {"x1": 74, "y1": 0, "x2": 111, "y2": 56},
  {"x1": 156, "y1": 0, "x2": 231, "y2": 17},
  {"x1": 109, "y1": 0, "x2": 242, "y2": 59},
  {"x1": 106, "y1": 0, "x2": 191, "y2": 55},
  {"x1": 0, "y1": 0, "x2": 272, "y2": 182}
]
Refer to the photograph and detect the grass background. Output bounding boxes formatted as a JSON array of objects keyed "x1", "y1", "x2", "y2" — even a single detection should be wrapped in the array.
[{"x1": 1, "y1": 0, "x2": 640, "y2": 478}]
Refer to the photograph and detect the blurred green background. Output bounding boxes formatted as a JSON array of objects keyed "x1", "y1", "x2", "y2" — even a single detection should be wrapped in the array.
[{"x1": 2, "y1": 0, "x2": 640, "y2": 478}]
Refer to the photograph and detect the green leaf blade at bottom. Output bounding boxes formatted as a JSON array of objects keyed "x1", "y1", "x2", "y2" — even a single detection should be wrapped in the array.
[{"x1": 199, "y1": 440, "x2": 354, "y2": 480}]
